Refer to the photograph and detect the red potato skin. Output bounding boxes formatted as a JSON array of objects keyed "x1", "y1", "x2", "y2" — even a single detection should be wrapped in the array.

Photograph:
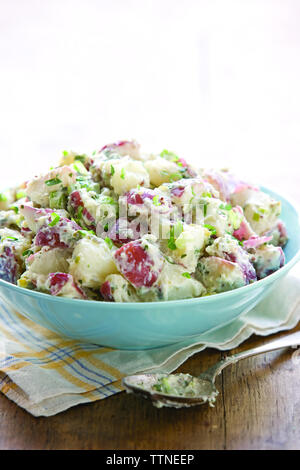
[
  {"x1": 99, "y1": 140, "x2": 140, "y2": 158},
  {"x1": 48, "y1": 272, "x2": 86, "y2": 298},
  {"x1": 34, "y1": 216, "x2": 81, "y2": 249},
  {"x1": 100, "y1": 281, "x2": 114, "y2": 301},
  {"x1": 35, "y1": 230, "x2": 68, "y2": 249},
  {"x1": 0, "y1": 246, "x2": 18, "y2": 284},
  {"x1": 106, "y1": 218, "x2": 138, "y2": 245},
  {"x1": 69, "y1": 191, "x2": 96, "y2": 231},
  {"x1": 114, "y1": 240, "x2": 163, "y2": 288},
  {"x1": 125, "y1": 188, "x2": 172, "y2": 211}
]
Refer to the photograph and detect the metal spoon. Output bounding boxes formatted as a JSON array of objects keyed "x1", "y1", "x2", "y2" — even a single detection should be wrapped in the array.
[{"x1": 122, "y1": 330, "x2": 300, "y2": 408}]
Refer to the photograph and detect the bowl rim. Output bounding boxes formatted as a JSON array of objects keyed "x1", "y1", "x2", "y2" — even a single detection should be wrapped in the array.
[{"x1": 0, "y1": 184, "x2": 299, "y2": 308}]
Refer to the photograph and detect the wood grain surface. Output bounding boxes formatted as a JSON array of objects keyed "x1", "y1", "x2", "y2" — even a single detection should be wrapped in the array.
[{"x1": 1, "y1": 324, "x2": 300, "y2": 450}]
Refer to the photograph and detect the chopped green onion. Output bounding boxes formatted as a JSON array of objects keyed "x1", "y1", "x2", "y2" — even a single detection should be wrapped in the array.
[
  {"x1": 110, "y1": 165, "x2": 115, "y2": 176},
  {"x1": 169, "y1": 172, "x2": 181, "y2": 182},
  {"x1": 22, "y1": 249, "x2": 34, "y2": 257},
  {"x1": 164, "y1": 255, "x2": 176, "y2": 264},
  {"x1": 16, "y1": 191, "x2": 26, "y2": 200},
  {"x1": 204, "y1": 224, "x2": 217, "y2": 235},
  {"x1": 77, "y1": 206, "x2": 83, "y2": 219},
  {"x1": 73, "y1": 161, "x2": 88, "y2": 175},
  {"x1": 160, "y1": 149, "x2": 179, "y2": 162},
  {"x1": 0, "y1": 193, "x2": 8, "y2": 202},
  {"x1": 182, "y1": 272, "x2": 191, "y2": 278},
  {"x1": 100, "y1": 196, "x2": 118, "y2": 208},
  {"x1": 9, "y1": 206, "x2": 19, "y2": 214},
  {"x1": 120, "y1": 168, "x2": 125, "y2": 180},
  {"x1": 48, "y1": 212, "x2": 61, "y2": 227},
  {"x1": 174, "y1": 220, "x2": 183, "y2": 237},
  {"x1": 253, "y1": 212, "x2": 260, "y2": 222},
  {"x1": 74, "y1": 155, "x2": 86, "y2": 164},
  {"x1": 49, "y1": 190, "x2": 66, "y2": 209},
  {"x1": 75, "y1": 229, "x2": 96, "y2": 238},
  {"x1": 219, "y1": 203, "x2": 232, "y2": 210},
  {"x1": 167, "y1": 226, "x2": 177, "y2": 250},
  {"x1": 104, "y1": 237, "x2": 114, "y2": 249},
  {"x1": 258, "y1": 207, "x2": 266, "y2": 214},
  {"x1": 5, "y1": 236, "x2": 19, "y2": 241},
  {"x1": 152, "y1": 195, "x2": 161, "y2": 206},
  {"x1": 45, "y1": 177, "x2": 62, "y2": 187}
]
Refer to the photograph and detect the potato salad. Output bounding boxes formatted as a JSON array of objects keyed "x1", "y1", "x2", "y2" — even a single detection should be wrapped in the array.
[{"x1": 0, "y1": 140, "x2": 287, "y2": 302}]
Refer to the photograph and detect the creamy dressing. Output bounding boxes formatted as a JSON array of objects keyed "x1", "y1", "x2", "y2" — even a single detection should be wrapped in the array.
[
  {"x1": 127, "y1": 373, "x2": 219, "y2": 409},
  {"x1": 0, "y1": 139, "x2": 287, "y2": 300}
]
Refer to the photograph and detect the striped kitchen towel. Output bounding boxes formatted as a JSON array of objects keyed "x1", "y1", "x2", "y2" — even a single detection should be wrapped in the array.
[{"x1": 1, "y1": 264, "x2": 300, "y2": 417}]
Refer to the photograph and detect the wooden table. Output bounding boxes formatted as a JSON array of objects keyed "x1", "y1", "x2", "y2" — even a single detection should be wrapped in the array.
[{"x1": 1, "y1": 324, "x2": 300, "y2": 450}]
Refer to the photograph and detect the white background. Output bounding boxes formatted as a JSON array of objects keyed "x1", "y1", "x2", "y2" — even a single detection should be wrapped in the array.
[{"x1": 0, "y1": 0, "x2": 300, "y2": 200}]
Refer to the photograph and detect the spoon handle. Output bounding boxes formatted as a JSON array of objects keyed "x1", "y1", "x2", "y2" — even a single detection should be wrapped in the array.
[{"x1": 202, "y1": 330, "x2": 300, "y2": 382}]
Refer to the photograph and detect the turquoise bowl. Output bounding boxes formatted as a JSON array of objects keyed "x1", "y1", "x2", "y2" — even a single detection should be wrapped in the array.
[{"x1": 0, "y1": 187, "x2": 299, "y2": 350}]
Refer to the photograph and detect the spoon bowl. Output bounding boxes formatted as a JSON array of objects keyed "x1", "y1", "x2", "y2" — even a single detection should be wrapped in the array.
[
  {"x1": 123, "y1": 373, "x2": 218, "y2": 408},
  {"x1": 122, "y1": 330, "x2": 300, "y2": 408}
]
